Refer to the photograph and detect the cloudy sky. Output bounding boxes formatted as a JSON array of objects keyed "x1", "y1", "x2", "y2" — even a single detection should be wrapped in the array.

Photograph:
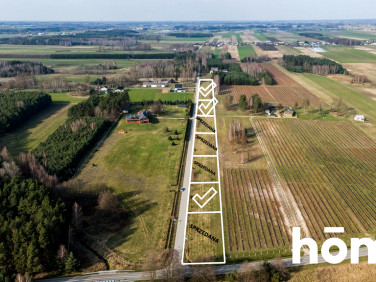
[{"x1": 0, "y1": 0, "x2": 375, "y2": 21}]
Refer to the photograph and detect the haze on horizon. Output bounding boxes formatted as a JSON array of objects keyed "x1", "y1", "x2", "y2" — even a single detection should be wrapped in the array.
[{"x1": 1, "y1": 0, "x2": 376, "y2": 22}]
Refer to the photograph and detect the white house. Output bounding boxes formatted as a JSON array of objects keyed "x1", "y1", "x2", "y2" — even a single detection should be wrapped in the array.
[
  {"x1": 354, "y1": 115, "x2": 366, "y2": 121},
  {"x1": 143, "y1": 81, "x2": 169, "y2": 88},
  {"x1": 100, "y1": 87, "x2": 108, "y2": 93}
]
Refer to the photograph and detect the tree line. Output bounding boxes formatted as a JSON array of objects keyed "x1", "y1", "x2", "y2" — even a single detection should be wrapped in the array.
[
  {"x1": 282, "y1": 55, "x2": 346, "y2": 75},
  {"x1": 0, "y1": 91, "x2": 52, "y2": 133},
  {"x1": 50, "y1": 53, "x2": 176, "y2": 59},
  {"x1": 0, "y1": 60, "x2": 54, "y2": 77},
  {"x1": 167, "y1": 32, "x2": 212, "y2": 38},
  {"x1": 68, "y1": 92, "x2": 130, "y2": 120},
  {"x1": 34, "y1": 116, "x2": 110, "y2": 180},
  {"x1": 298, "y1": 32, "x2": 362, "y2": 46}
]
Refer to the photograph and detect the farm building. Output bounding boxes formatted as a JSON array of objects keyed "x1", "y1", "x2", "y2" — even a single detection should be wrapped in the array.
[
  {"x1": 100, "y1": 86, "x2": 109, "y2": 93},
  {"x1": 125, "y1": 111, "x2": 151, "y2": 124},
  {"x1": 354, "y1": 115, "x2": 366, "y2": 121},
  {"x1": 115, "y1": 86, "x2": 125, "y2": 92},
  {"x1": 210, "y1": 67, "x2": 219, "y2": 73},
  {"x1": 284, "y1": 107, "x2": 295, "y2": 118}
]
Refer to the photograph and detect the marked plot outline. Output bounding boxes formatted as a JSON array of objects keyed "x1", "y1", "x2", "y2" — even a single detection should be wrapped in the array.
[{"x1": 182, "y1": 79, "x2": 226, "y2": 265}]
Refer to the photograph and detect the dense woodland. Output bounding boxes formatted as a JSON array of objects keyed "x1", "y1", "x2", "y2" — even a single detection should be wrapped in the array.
[
  {"x1": 68, "y1": 92, "x2": 130, "y2": 120},
  {"x1": 0, "y1": 61, "x2": 54, "y2": 77},
  {"x1": 0, "y1": 177, "x2": 66, "y2": 277},
  {"x1": 282, "y1": 55, "x2": 346, "y2": 75},
  {"x1": 0, "y1": 91, "x2": 52, "y2": 133},
  {"x1": 207, "y1": 58, "x2": 271, "y2": 86},
  {"x1": 34, "y1": 117, "x2": 110, "y2": 180}
]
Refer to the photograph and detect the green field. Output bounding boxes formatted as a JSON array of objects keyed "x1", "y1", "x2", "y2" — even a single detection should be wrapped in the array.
[
  {"x1": 322, "y1": 46, "x2": 376, "y2": 63},
  {"x1": 77, "y1": 118, "x2": 188, "y2": 261},
  {"x1": 304, "y1": 74, "x2": 376, "y2": 121},
  {"x1": 128, "y1": 88, "x2": 193, "y2": 102},
  {"x1": 213, "y1": 48, "x2": 222, "y2": 58},
  {"x1": 212, "y1": 38, "x2": 218, "y2": 43},
  {"x1": 253, "y1": 32, "x2": 269, "y2": 41},
  {"x1": 320, "y1": 30, "x2": 376, "y2": 40},
  {"x1": 235, "y1": 34, "x2": 243, "y2": 44},
  {"x1": 237, "y1": 46, "x2": 257, "y2": 59},
  {"x1": 0, "y1": 103, "x2": 72, "y2": 155},
  {"x1": 49, "y1": 92, "x2": 88, "y2": 103}
]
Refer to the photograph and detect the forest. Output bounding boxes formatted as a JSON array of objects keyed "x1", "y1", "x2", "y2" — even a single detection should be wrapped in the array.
[
  {"x1": 68, "y1": 92, "x2": 130, "y2": 120},
  {"x1": 167, "y1": 32, "x2": 212, "y2": 38},
  {"x1": 34, "y1": 116, "x2": 110, "y2": 180},
  {"x1": 50, "y1": 53, "x2": 175, "y2": 59},
  {"x1": 0, "y1": 91, "x2": 52, "y2": 133},
  {"x1": 0, "y1": 60, "x2": 54, "y2": 77},
  {"x1": 282, "y1": 55, "x2": 346, "y2": 75}
]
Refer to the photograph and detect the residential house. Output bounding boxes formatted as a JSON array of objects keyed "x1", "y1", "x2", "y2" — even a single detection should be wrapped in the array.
[{"x1": 126, "y1": 111, "x2": 151, "y2": 124}]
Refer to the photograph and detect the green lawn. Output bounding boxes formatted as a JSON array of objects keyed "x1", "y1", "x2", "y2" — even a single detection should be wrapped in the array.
[
  {"x1": 213, "y1": 48, "x2": 222, "y2": 58},
  {"x1": 0, "y1": 103, "x2": 72, "y2": 155},
  {"x1": 49, "y1": 92, "x2": 88, "y2": 103},
  {"x1": 237, "y1": 46, "x2": 257, "y2": 59},
  {"x1": 128, "y1": 88, "x2": 193, "y2": 102},
  {"x1": 304, "y1": 74, "x2": 376, "y2": 121},
  {"x1": 77, "y1": 118, "x2": 188, "y2": 261},
  {"x1": 322, "y1": 46, "x2": 376, "y2": 63}
]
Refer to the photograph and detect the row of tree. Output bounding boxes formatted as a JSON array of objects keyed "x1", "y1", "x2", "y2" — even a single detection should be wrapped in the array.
[
  {"x1": 0, "y1": 91, "x2": 52, "y2": 133},
  {"x1": 0, "y1": 60, "x2": 54, "y2": 77},
  {"x1": 282, "y1": 55, "x2": 346, "y2": 75},
  {"x1": 34, "y1": 117, "x2": 110, "y2": 180}
]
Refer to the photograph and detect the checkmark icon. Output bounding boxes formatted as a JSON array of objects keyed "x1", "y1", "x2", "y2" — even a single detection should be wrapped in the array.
[
  {"x1": 199, "y1": 82, "x2": 217, "y2": 98},
  {"x1": 198, "y1": 98, "x2": 218, "y2": 116},
  {"x1": 192, "y1": 187, "x2": 217, "y2": 209}
]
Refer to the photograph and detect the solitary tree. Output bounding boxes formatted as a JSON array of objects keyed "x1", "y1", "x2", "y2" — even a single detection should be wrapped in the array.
[
  {"x1": 302, "y1": 98, "x2": 310, "y2": 114},
  {"x1": 251, "y1": 93, "x2": 263, "y2": 113},
  {"x1": 239, "y1": 95, "x2": 248, "y2": 111}
]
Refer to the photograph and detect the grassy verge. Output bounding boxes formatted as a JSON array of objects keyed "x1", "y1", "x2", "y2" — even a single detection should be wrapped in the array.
[{"x1": 128, "y1": 88, "x2": 193, "y2": 102}]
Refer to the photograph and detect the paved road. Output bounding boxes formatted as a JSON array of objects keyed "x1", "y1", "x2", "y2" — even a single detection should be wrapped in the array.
[
  {"x1": 173, "y1": 103, "x2": 195, "y2": 257},
  {"x1": 42, "y1": 247, "x2": 370, "y2": 281}
]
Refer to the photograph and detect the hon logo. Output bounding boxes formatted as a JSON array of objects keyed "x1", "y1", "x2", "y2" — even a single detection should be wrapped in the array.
[{"x1": 292, "y1": 227, "x2": 376, "y2": 264}]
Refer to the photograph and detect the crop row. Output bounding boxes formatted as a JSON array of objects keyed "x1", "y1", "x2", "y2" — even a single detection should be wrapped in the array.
[
  {"x1": 253, "y1": 119, "x2": 376, "y2": 240},
  {"x1": 222, "y1": 168, "x2": 290, "y2": 252}
]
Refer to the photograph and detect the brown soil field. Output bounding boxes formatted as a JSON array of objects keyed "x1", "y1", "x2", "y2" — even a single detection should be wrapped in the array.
[
  {"x1": 343, "y1": 63, "x2": 376, "y2": 82},
  {"x1": 240, "y1": 31, "x2": 258, "y2": 43},
  {"x1": 221, "y1": 85, "x2": 321, "y2": 107},
  {"x1": 262, "y1": 63, "x2": 299, "y2": 85},
  {"x1": 228, "y1": 44, "x2": 240, "y2": 61},
  {"x1": 295, "y1": 47, "x2": 324, "y2": 58}
]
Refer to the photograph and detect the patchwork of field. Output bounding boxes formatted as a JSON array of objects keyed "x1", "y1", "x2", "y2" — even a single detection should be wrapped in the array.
[
  {"x1": 240, "y1": 31, "x2": 258, "y2": 43},
  {"x1": 276, "y1": 46, "x2": 302, "y2": 55},
  {"x1": 343, "y1": 62, "x2": 376, "y2": 82},
  {"x1": 253, "y1": 119, "x2": 376, "y2": 242}
]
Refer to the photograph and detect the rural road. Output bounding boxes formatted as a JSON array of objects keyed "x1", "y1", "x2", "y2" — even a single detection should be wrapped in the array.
[{"x1": 41, "y1": 248, "x2": 370, "y2": 281}]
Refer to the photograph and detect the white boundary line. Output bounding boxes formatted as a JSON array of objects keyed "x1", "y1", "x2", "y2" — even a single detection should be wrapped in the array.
[{"x1": 181, "y1": 79, "x2": 226, "y2": 265}]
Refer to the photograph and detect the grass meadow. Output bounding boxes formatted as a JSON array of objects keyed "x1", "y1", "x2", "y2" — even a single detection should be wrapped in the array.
[
  {"x1": 322, "y1": 46, "x2": 376, "y2": 63},
  {"x1": 76, "y1": 117, "x2": 188, "y2": 261}
]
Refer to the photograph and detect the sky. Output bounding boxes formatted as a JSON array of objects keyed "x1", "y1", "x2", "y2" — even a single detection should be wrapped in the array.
[{"x1": 0, "y1": 0, "x2": 376, "y2": 22}]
